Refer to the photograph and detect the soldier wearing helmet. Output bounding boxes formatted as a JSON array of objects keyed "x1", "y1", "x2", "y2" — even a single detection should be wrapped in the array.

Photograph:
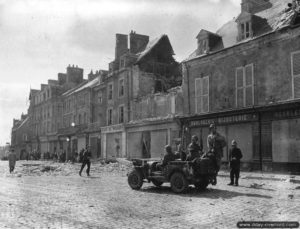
[
  {"x1": 157, "y1": 145, "x2": 176, "y2": 170},
  {"x1": 207, "y1": 123, "x2": 227, "y2": 174},
  {"x1": 186, "y1": 135, "x2": 202, "y2": 161},
  {"x1": 228, "y1": 140, "x2": 243, "y2": 186}
]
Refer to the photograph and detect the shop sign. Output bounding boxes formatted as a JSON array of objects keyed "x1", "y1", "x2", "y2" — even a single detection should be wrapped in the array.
[
  {"x1": 189, "y1": 114, "x2": 257, "y2": 127},
  {"x1": 273, "y1": 109, "x2": 300, "y2": 119}
]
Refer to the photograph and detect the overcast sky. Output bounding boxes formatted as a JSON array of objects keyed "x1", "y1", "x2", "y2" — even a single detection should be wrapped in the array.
[{"x1": 0, "y1": 0, "x2": 241, "y2": 145}]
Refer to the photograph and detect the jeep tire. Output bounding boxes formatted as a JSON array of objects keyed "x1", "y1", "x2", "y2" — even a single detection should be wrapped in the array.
[
  {"x1": 170, "y1": 172, "x2": 188, "y2": 193},
  {"x1": 128, "y1": 170, "x2": 143, "y2": 190}
]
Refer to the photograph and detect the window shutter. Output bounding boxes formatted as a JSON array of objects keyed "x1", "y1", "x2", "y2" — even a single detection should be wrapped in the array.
[
  {"x1": 237, "y1": 89, "x2": 244, "y2": 107},
  {"x1": 245, "y1": 87, "x2": 253, "y2": 106},
  {"x1": 236, "y1": 68, "x2": 244, "y2": 88},
  {"x1": 245, "y1": 64, "x2": 253, "y2": 86},
  {"x1": 293, "y1": 52, "x2": 300, "y2": 76},
  {"x1": 195, "y1": 78, "x2": 202, "y2": 113},
  {"x1": 202, "y1": 95, "x2": 209, "y2": 113},
  {"x1": 202, "y1": 77, "x2": 209, "y2": 95},
  {"x1": 294, "y1": 76, "x2": 300, "y2": 99}
]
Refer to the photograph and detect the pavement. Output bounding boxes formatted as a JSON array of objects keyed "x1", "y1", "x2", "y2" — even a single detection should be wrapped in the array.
[{"x1": 0, "y1": 160, "x2": 299, "y2": 229}]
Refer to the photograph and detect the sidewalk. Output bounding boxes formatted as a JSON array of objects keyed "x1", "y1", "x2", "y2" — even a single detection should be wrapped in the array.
[{"x1": 218, "y1": 170, "x2": 300, "y2": 183}]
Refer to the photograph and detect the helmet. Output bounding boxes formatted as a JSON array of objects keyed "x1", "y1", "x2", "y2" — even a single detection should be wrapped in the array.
[
  {"x1": 191, "y1": 135, "x2": 198, "y2": 141},
  {"x1": 231, "y1": 140, "x2": 237, "y2": 146},
  {"x1": 209, "y1": 123, "x2": 216, "y2": 129},
  {"x1": 165, "y1": 145, "x2": 172, "y2": 152}
]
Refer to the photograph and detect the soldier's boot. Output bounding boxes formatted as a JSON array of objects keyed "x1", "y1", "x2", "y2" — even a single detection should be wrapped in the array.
[{"x1": 235, "y1": 179, "x2": 239, "y2": 186}]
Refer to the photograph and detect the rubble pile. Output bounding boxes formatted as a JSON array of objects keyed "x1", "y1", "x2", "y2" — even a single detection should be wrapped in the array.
[{"x1": 12, "y1": 159, "x2": 134, "y2": 177}]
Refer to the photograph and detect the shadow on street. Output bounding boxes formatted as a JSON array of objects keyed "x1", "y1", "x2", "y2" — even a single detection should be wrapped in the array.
[{"x1": 140, "y1": 185, "x2": 273, "y2": 199}]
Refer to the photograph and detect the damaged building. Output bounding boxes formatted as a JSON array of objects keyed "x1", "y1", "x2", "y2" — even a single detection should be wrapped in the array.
[{"x1": 181, "y1": 0, "x2": 300, "y2": 172}]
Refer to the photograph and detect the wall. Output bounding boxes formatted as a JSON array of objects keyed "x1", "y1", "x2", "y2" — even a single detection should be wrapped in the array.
[{"x1": 183, "y1": 28, "x2": 300, "y2": 116}]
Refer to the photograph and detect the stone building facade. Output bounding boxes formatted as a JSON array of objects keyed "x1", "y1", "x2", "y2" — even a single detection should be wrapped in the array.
[{"x1": 181, "y1": 0, "x2": 300, "y2": 172}]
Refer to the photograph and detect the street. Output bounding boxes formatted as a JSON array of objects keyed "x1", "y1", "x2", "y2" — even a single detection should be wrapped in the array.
[{"x1": 0, "y1": 161, "x2": 299, "y2": 229}]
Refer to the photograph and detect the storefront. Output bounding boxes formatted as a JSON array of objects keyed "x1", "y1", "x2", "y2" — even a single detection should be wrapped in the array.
[
  {"x1": 181, "y1": 102, "x2": 300, "y2": 173},
  {"x1": 126, "y1": 118, "x2": 181, "y2": 159},
  {"x1": 101, "y1": 124, "x2": 126, "y2": 160}
]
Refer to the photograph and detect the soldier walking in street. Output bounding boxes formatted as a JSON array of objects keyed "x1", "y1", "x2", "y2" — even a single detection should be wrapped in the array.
[
  {"x1": 8, "y1": 148, "x2": 17, "y2": 173},
  {"x1": 228, "y1": 140, "x2": 243, "y2": 186},
  {"x1": 79, "y1": 146, "x2": 92, "y2": 176},
  {"x1": 207, "y1": 123, "x2": 227, "y2": 184}
]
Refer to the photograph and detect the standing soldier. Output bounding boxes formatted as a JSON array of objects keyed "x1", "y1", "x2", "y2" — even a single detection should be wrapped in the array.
[
  {"x1": 228, "y1": 140, "x2": 243, "y2": 186},
  {"x1": 186, "y1": 135, "x2": 202, "y2": 161},
  {"x1": 79, "y1": 146, "x2": 92, "y2": 176},
  {"x1": 207, "y1": 123, "x2": 227, "y2": 180},
  {"x1": 8, "y1": 148, "x2": 17, "y2": 173}
]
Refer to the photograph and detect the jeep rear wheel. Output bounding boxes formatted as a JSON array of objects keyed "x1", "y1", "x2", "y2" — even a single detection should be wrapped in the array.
[
  {"x1": 152, "y1": 179, "x2": 163, "y2": 187},
  {"x1": 128, "y1": 170, "x2": 143, "y2": 190},
  {"x1": 170, "y1": 172, "x2": 188, "y2": 193}
]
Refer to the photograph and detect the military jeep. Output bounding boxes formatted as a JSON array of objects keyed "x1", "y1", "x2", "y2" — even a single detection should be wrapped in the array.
[{"x1": 127, "y1": 156, "x2": 217, "y2": 193}]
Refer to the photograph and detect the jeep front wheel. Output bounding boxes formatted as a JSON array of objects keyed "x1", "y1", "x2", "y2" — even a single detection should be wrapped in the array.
[
  {"x1": 170, "y1": 172, "x2": 188, "y2": 193},
  {"x1": 128, "y1": 170, "x2": 143, "y2": 190}
]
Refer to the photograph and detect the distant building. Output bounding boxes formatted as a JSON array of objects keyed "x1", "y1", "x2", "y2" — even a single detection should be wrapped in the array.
[{"x1": 181, "y1": 0, "x2": 300, "y2": 172}]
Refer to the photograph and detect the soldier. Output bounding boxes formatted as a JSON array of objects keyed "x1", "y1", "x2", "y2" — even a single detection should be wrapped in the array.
[
  {"x1": 79, "y1": 146, "x2": 92, "y2": 176},
  {"x1": 8, "y1": 148, "x2": 17, "y2": 173},
  {"x1": 207, "y1": 123, "x2": 226, "y2": 182},
  {"x1": 228, "y1": 140, "x2": 243, "y2": 186},
  {"x1": 186, "y1": 135, "x2": 202, "y2": 161},
  {"x1": 156, "y1": 145, "x2": 176, "y2": 170}
]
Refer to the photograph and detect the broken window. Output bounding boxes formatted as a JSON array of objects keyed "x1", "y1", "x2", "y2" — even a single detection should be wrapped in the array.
[
  {"x1": 292, "y1": 51, "x2": 300, "y2": 98},
  {"x1": 195, "y1": 76, "x2": 209, "y2": 114},
  {"x1": 236, "y1": 64, "x2": 254, "y2": 108}
]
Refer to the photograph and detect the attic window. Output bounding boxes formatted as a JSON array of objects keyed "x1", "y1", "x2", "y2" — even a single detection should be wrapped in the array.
[{"x1": 240, "y1": 21, "x2": 252, "y2": 40}]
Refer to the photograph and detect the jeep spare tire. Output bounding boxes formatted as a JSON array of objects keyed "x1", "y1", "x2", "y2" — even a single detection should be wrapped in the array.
[
  {"x1": 170, "y1": 172, "x2": 188, "y2": 193},
  {"x1": 128, "y1": 170, "x2": 143, "y2": 190}
]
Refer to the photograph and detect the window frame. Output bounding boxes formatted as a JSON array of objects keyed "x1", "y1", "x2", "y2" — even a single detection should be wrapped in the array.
[
  {"x1": 107, "y1": 107, "x2": 113, "y2": 125},
  {"x1": 235, "y1": 63, "x2": 254, "y2": 108},
  {"x1": 107, "y1": 82, "x2": 113, "y2": 101},
  {"x1": 195, "y1": 76, "x2": 209, "y2": 114},
  {"x1": 118, "y1": 105, "x2": 125, "y2": 124},
  {"x1": 291, "y1": 50, "x2": 300, "y2": 99},
  {"x1": 118, "y1": 78, "x2": 125, "y2": 98}
]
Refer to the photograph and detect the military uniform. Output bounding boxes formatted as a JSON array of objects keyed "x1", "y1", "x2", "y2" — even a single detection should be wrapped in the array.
[
  {"x1": 186, "y1": 142, "x2": 201, "y2": 161},
  {"x1": 79, "y1": 148, "x2": 92, "y2": 176},
  {"x1": 207, "y1": 132, "x2": 226, "y2": 172},
  {"x1": 229, "y1": 147, "x2": 243, "y2": 186}
]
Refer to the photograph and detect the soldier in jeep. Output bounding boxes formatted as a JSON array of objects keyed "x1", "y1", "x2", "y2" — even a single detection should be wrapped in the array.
[{"x1": 156, "y1": 145, "x2": 176, "y2": 170}]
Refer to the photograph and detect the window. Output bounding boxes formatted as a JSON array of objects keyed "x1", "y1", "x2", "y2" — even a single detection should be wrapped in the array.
[
  {"x1": 119, "y1": 79, "x2": 124, "y2": 97},
  {"x1": 292, "y1": 51, "x2": 300, "y2": 99},
  {"x1": 79, "y1": 114, "x2": 82, "y2": 125},
  {"x1": 84, "y1": 113, "x2": 87, "y2": 124},
  {"x1": 107, "y1": 108, "x2": 113, "y2": 125},
  {"x1": 195, "y1": 76, "x2": 209, "y2": 113},
  {"x1": 236, "y1": 64, "x2": 254, "y2": 108},
  {"x1": 108, "y1": 83, "x2": 113, "y2": 100},
  {"x1": 240, "y1": 21, "x2": 252, "y2": 40},
  {"x1": 119, "y1": 105, "x2": 124, "y2": 123},
  {"x1": 98, "y1": 91, "x2": 103, "y2": 103}
]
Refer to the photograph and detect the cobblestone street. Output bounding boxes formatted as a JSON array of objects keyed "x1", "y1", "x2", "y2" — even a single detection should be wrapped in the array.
[{"x1": 0, "y1": 161, "x2": 299, "y2": 229}]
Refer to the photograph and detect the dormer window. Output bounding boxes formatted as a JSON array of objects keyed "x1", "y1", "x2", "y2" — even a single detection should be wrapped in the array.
[
  {"x1": 240, "y1": 21, "x2": 252, "y2": 40},
  {"x1": 196, "y1": 29, "x2": 222, "y2": 56}
]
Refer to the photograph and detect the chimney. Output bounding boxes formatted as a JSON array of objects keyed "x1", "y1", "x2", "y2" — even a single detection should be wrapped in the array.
[{"x1": 115, "y1": 34, "x2": 128, "y2": 60}]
